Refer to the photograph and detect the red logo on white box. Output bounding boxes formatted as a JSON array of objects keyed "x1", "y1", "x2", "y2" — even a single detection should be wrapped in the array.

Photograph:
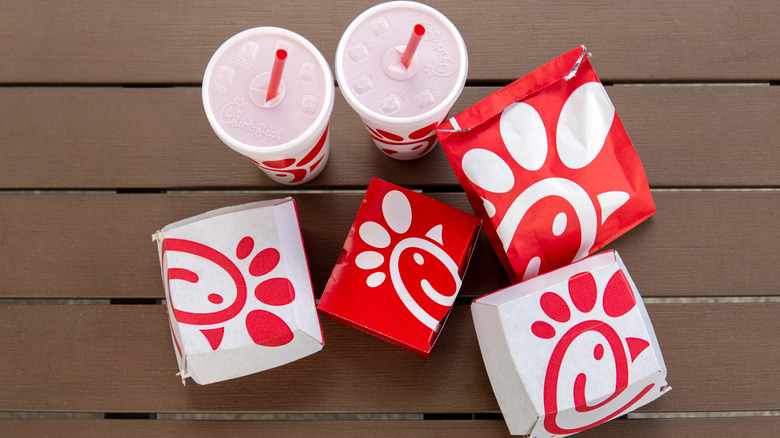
[
  {"x1": 532, "y1": 269, "x2": 654, "y2": 435},
  {"x1": 162, "y1": 236, "x2": 296, "y2": 351}
]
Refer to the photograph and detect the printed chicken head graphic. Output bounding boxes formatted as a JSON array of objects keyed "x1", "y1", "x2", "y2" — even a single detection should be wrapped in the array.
[
  {"x1": 355, "y1": 189, "x2": 462, "y2": 332},
  {"x1": 247, "y1": 124, "x2": 330, "y2": 184},
  {"x1": 458, "y1": 81, "x2": 652, "y2": 281},
  {"x1": 161, "y1": 236, "x2": 297, "y2": 353},
  {"x1": 531, "y1": 269, "x2": 657, "y2": 434},
  {"x1": 365, "y1": 121, "x2": 441, "y2": 160}
]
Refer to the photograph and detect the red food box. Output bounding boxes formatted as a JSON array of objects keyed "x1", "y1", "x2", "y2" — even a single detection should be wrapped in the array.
[{"x1": 318, "y1": 178, "x2": 481, "y2": 357}]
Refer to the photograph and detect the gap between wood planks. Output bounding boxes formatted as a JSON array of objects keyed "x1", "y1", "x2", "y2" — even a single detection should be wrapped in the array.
[
  {"x1": 1, "y1": 411, "x2": 779, "y2": 420},
  {"x1": 0, "y1": 80, "x2": 775, "y2": 87},
  {"x1": 0, "y1": 187, "x2": 779, "y2": 195},
  {"x1": 1, "y1": 296, "x2": 779, "y2": 306}
]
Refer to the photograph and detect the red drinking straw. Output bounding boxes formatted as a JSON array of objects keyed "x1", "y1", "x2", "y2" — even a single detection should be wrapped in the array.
[
  {"x1": 400, "y1": 24, "x2": 425, "y2": 69},
  {"x1": 266, "y1": 49, "x2": 287, "y2": 102}
]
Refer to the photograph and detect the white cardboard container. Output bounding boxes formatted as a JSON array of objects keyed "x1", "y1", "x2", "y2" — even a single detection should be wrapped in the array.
[
  {"x1": 153, "y1": 198, "x2": 323, "y2": 385},
  {"x1": 472, "y1": 250, "x2": 670, "y2": 437}
]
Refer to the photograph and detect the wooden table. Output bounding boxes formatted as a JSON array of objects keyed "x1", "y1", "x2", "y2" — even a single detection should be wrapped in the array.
[{"x1": 1, "y1": 1, "x2": 778, "y2": 436}]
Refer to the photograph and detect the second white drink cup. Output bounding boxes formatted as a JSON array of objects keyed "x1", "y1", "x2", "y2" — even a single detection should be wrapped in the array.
[{"x1": 335, "y1": 1, "x2": 468, "y2": 161}]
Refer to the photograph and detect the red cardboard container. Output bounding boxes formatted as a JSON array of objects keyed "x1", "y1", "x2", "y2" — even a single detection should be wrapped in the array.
[
  {"x1": 436, "y1": 46, "x2": 655, "y2": 283},
  {"x1": 318, "y1": 178, "x2": 481, "y2": 357}
]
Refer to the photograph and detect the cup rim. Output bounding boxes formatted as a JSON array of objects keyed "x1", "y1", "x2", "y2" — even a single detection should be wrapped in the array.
[
  {"x1": 335, "y1": 0, "x2": 468, "y2": 126},
  {"x1": 202, "y1": 26, "x2": 335, "y2": 158}
]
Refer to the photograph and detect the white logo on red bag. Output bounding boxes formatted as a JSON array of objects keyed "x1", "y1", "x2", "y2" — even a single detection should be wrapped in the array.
[
  {"x1": 461, "y1": 82, "x2": 630, "y2": 280},
  {"x1": 355, "y1": 190, "x2": 461, "y2": 331},
  {"x1": 531, "y1": 269, "x2": 654, "y2": 434},
  {"x1": 162, "y1": 236, "x2": 296, "y2": 352}
]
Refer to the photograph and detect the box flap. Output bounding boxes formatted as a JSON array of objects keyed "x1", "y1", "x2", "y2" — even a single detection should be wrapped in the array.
[
  {"x1": 472, "y1": 300, "x2": 537, "y2": 435},
  {"x1": 186, "y1": 328, "x2": 324, "y2": 385},
  {"x1": 274, "y1": 199, "x2": 323, "y2": 344},
  {"x1": 154, "y1": 198, "x2": 293, "y2": 240},
  {"x1": 475, "y1": 251, "x2": 616, "y2": 307}
]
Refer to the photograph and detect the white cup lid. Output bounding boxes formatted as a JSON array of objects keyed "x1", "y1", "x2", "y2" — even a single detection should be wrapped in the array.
[
  {"x1": 203, "y1": 27, "x2": 334, "y2": 155},
  {"x1": 336, "y1": 1, "x2": 468, "y2": 124}
]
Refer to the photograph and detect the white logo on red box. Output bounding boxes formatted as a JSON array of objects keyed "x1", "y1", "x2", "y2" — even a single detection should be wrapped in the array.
[{"x1": 354, "y1": 190, "x2": 461, "y2": 332}]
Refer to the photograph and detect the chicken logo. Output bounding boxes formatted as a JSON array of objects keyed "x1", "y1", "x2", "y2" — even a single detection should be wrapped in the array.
[
  {"x1": 365, "y1": 121, "x2": 441, "y2": 160},
  {"x1": 161, "y1": 236, "x2": 296, "y2": 355},
  {"x1": 459, "y1": 81, "x2": 650, "y2": 281},
  {"x1": 355, "y1": 190, "x2": 461, "y2": 331},
  {"x1": 531, "y1": 269, "x2": 656, "y2": 434}
]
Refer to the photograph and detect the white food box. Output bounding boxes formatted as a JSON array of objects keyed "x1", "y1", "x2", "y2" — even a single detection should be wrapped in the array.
[
  {"x1": 472, "y1": 250, "x2": 670, "y2": 437},
  {"x1": 153, "y1": 198, "x2": 323, "y2": 385}
]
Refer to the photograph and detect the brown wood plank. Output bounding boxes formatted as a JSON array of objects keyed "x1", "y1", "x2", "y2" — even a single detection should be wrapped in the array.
[
  {"x1": 611, "y1": 85, "x2": 780, "y2": 188},
  {"x1": 3, "y1": 417, "x2": 779, "y2": 438},
  {"x1": 0, "y1": 190, "x2": 777, "y2": 299},
  {"x1": 1, "y1": 303, "x2": 777, "y2": 413},
  {"x1": 1, "y1": 1, "x2": 778, "y2": 83},
  {"x1": 1, "y1": 85, "x2": 778, "y2": 189}
]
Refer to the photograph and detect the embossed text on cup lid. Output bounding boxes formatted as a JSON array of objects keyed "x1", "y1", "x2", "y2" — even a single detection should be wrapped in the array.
[{"x1": 203, "y1": 27, "x2": 332, "y2": 150}]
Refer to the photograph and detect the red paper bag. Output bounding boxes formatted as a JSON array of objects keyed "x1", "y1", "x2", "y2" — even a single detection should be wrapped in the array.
[
  {"x1": 318, "y1": 178, "x2": 481, "y2": 357},
  {"x1": 436, "y1": 46, "x2": 654, "y2": 282}
]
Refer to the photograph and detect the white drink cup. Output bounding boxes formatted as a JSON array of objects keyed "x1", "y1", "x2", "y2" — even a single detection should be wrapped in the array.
[
  {"x1": 203, "y1": 27, "x2": 335, "y2": 184},
  {"x1": 335, "y1": 1, "x2": 468, "y2": 161}
]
